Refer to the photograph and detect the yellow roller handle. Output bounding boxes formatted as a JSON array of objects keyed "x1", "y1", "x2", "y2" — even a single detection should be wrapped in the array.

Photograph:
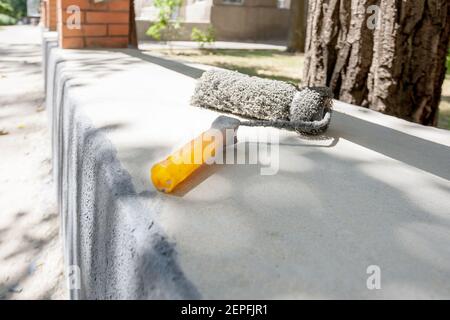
[
  {"x1": 150, "y1": 116, "x2": 241, "y2": 193},
  {"x1": 151, "y1": 129, "x2": 218, "y2": 193}
]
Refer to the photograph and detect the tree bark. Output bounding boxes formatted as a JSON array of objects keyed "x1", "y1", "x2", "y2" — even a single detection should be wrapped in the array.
[
  {"x1": 303, "y1": 0, "x2": 450, "y2": 126},
  {"x1": 287, "y1": 0, "x2": 307, "y2": 53},
  {"x1": 128, "y1": 0, "x2": 138, "y2": 48}
]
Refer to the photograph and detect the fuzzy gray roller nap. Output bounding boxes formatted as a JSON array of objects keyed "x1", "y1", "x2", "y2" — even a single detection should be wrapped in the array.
[{"x1": 191, "y1": 69, "x2": 333, "y2": 135}]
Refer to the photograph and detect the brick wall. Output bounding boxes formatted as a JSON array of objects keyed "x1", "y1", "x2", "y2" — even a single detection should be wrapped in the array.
[
  {"x1": 57, "y1": 0, "x2": 130, "y2": 49},
  {"x1": 46, "y1": 0, "x2": 57, "y2": 31},
  {"x1": 40, "y1": 0, "x2": 47, "y2": 28}
]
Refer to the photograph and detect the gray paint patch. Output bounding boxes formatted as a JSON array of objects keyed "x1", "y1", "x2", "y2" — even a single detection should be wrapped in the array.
[{"x1": 44, "y1": 36, "x2": 200, "y2": 300}]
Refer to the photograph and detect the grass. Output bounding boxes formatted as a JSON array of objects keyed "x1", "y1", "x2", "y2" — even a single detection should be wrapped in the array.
[
  {"x1": 438, "y1": 51, "x2": 450, "y2": 130},
  {"x1": 154, "y1": 49, "x2": 304, "y2": 85},
  {"x1": 0, "y1": 13, "x2": 16, "y2": 25},
  {"x1": 155, "y1": 48, "x2": 450, "y2": 130},
  {"x1": 447, "y1": 50, "x2": 450, "y2": 77}
]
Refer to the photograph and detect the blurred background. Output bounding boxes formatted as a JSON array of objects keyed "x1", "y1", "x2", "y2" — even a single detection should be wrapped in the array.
[{"x1": 1, "y1": 0, "x2": 449, "y2": 129}]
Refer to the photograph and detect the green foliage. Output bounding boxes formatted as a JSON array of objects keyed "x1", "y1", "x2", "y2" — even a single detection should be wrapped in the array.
[
  {"x1": 190, "y1": 27, "x2": 216, "y2": 48},
  {"x1": 0, "y1": 0, "x2": 13, "y2": 16},
  {"x1": 1, "y1": 0, "x2": 26, "y2": 19},
  {"x1": 447, "y1": 48, "x2": 450, "y2": 76},
  {"x1": 146, "y1": 0, "x2": 182, "y2": 41},
  {"x1": 0, "y1": 0, "x2": 25, "y2": 25},
  {"x1": 0, "y1": 13, "x2": 16, "y2": 25}
]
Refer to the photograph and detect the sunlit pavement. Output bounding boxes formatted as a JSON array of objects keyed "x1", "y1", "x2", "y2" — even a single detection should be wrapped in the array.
[{"x1": 0, "y1": 26, "x2": 65, "y2": 300}]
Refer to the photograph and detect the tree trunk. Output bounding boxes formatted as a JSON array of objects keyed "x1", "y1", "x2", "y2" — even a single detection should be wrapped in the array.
[
  {"x1": 303, "y1": 0, "x2": 450, "y2": 126},
  {"x1": 128, "y1": 0, "x2": 138, "y2": 48},
  {"x1": 287, "y1": 0, "x2": 307, "y2": 53}
]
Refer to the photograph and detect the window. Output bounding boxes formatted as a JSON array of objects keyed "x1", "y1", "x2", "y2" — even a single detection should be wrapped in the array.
[
  {"x1": 223, "y1": 0, "x2": 244, "y2": 5},
  {"x1": 277, "y1": 0, "x2": 291, "y2": 9}
]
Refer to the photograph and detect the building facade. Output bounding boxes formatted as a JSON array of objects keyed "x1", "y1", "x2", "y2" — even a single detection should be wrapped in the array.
[{"x1": 135, "y1": 0, "x2": 292, "y2": 42}]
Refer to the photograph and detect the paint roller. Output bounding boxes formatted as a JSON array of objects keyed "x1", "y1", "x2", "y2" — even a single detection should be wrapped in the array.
[{"x1": 151, "y1": 69, "x2": 333, "y2": 193}]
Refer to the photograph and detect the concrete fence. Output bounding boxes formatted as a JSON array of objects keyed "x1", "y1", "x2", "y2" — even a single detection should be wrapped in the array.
[{"x1": 42, "y1": 27, "x2": 450, "y2": 299}]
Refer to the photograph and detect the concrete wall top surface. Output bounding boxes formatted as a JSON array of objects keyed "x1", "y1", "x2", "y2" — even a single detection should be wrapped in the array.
[{"x1": 43, "y1": 32, "x2": 450, "y2": 299}]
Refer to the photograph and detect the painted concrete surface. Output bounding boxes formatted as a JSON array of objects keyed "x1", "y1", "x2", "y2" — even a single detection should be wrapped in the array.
[{"x1": 43, "y1": 34, "x2": 450, "y2": 299}]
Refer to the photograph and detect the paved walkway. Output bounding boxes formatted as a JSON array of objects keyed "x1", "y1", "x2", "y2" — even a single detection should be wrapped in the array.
[{"x1": 0, "y1": 26, "x2": 65, "y2": 299}]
